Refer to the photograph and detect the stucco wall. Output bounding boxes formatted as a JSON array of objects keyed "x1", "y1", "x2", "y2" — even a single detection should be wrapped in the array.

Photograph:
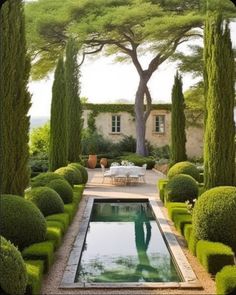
[{"x1": 82, "y1": 109, "x2": 204, "y2": 158}]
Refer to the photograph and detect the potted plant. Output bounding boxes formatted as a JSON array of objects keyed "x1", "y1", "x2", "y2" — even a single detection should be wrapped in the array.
[{"x1": 87, "y1": 136, "x2": 98, "y2": 169}]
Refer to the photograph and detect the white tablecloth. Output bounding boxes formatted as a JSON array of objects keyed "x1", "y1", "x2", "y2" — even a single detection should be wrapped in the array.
[{"x1": 110, "y1": 166, "x2": 142, "y2": 176}]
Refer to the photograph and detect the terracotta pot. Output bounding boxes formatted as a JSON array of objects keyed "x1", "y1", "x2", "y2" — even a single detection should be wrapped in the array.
[
  {"x1": 100, "y1": 158, "x2": 108, "y2": 168},
  {"x1": 88, "y1": 155, "x2": 97, "y2": 169}
]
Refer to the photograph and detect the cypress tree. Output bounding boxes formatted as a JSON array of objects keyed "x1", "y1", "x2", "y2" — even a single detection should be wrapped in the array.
[
  {"x1": 170, "y1": 71, "x2": 187, "y2": 165},
  {"x1": 0, "y1": 0, "x2": 31, "y2": 196},
  {"x1": 65, "y1": 38, "x2": 83, "y2": 162},
  {"x1": 203, "y1": 13, "x2": 235, "y2": 189},
  {"x1": 49, "y1": 56, "x2": 68, "y2": 171}
]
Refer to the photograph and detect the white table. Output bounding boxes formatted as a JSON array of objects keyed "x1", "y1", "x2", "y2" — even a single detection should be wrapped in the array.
[{"x1": 110, "y1": 165, "x2": 142, "y2": 176}]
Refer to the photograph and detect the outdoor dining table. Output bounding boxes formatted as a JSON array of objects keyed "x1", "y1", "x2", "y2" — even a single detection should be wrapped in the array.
[{"x1": 110, "y1": 165, "x2": 142, "y2": 176}]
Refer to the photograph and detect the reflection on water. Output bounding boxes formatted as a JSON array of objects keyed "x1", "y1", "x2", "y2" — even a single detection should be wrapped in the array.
[{"x1": 75, "y1": 202, "x2": 180, "y2": 283}]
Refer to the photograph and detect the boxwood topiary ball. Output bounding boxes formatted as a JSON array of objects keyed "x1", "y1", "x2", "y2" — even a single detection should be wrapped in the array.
[
  {"x1": 0, "y1": 236, "x2": 28, "y2": 295},
  {"x1": 25, "y1": 187, "x2": 64, "y2": 217},
  {"x1": 46, "y1": 179, "x2": 73, "y2": 204},
  {"x1": 31, "y1": 172, "x2": 66, "y2": 187},
  {"x1": 0, "y1": 195, "x2": 46, "y2": 250},
  {"x1": 55, "y1": 166, "x2": 82, "y2": 186},
  {"x1": 68, "y1": 163, "x2": 88, "y2": 184},
  {"x1": 192, "y1": 186, "x2": 236, "y2": 253},
  {"x1": 165, "y1": 174, "x2": 199, "y2": 202},
  {"x1": 167, "y1": 161, "x2": 200, "y2": 182}
]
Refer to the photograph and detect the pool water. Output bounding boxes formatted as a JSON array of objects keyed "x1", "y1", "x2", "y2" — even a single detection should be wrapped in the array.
[{"x1": 75, "y1": 201, "x2": 181, "y2": 283}]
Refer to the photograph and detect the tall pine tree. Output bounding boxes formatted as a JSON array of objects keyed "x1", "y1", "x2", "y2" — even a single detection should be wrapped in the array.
[
  {"x1": 0, "y1": 0, "x2": 31, "y2": 196},
  {"x1": 171, "y1": 71, "x2": 187, "y2": 165},
  {"x1": 65, "y1": 38, "x2": 83, "y2": 162},
  {"x1": 49, "y1": 56, "x2": 68, "y2": 171},
  {"x1": 204, "y1": 13, "x2": 235, "y2": 188}
]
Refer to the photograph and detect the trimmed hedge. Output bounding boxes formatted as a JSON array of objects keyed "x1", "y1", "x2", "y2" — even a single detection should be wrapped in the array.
[
  {"x1": 184, "y1": 224, "x2": 193, "y2": 244},
  {"x1": 73, "y1": 185, "x2": 84, "y2": 204},
  {"x1": 0, "y1": 195, "x2": 46, "y2": 250},
  {"x1": 54, "y1": 166, "x2": 82, "y2": 186},
  {"x1": 25, "y1": 187, "x2": 64, "y2": 217},
  {"x1": 46, "y1": 213, "x2": 70, "y2": 232},
  {"x1": 64, "y1": 203, "x2": 77, "y2": 222},
  {"x1": 165, "y1": 174, "x2": 199, "y2": 203},
  {"x1": 196, "y1": 240, "x2": 235, "y2": 275},
  {"x1": 157, "y1": 179, "x2": 168, "y2": 202},
  {"x1": 46, "y1": 220, "x2": 65, "y2": 234},
  {"x1": 46, "y1": 226, "x2": 62, "y2": 249},
  {"x1": 0, "y1": 236, "x2": 28, "y2": 295},
  {"x1": 173, "y1": 213, "x2": 192, "y2": 235},
  {"x1": 188, "y1": 231, "x2": 199, "y2": 256},
  {"x1": 120, "y1": 154, "x2": 155, "y2": 169},
  {"x1": 168, "y1": 206, "x2": 189, "y2": 221},
  {"x1": 31, "y1": 172, "x2": 65, "y2": 187},
  {"x1": 167, "y1": 161, "x2": 200, "y2": 181},
  {"x1": 25, "y1": 260, "x2": 44, "y2": 295},
  {"x1": 46, "y1": 179, "x2": 73, "y2": 204},
  {"x1": 68, "y1": 163, "x2": 88, "y2": 184},
  {"x1": 22, "y1": 241, "x2": 54, "y2": 273},
  {"x1": 193, "y1": 186, "x2": 236, "y2": 253},
  {"x1": 216, "y1": 265, "x2": 236, "y2": 295}
]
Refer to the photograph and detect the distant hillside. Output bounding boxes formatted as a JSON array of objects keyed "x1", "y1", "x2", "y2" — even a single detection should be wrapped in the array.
[{"x1": 30, "y1": 116, "x2": 49, "y2": 130}]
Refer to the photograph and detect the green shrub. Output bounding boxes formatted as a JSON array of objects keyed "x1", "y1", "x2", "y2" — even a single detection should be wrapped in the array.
[
  {"x1": 196, "y1": 240, "x2": 235, "y2": 275},
  {"x1": 68, "y1": 163, "x2": 88, "y2": 184},
  {"x1": 46, "y1": 179, "x2": 73, "y2": 204},
  {"x1": 64, "y1": 203, "x2": 77, "y2": 222},
  {"x1": 216, "y1": 265, "x2": 236, "y2": 295},
  {"x1": 55, "y1": 166, "x2": 82, "y2": 186},
  {"x1": 188, "y1": 231, "x2": 199, "y2": 256},
  {"x1": 46, "y1": 213, "x2": 70, "y2": 232},
  {"x1": 0, "y1": 236, "x2": 28, "y2": 295},
  {"x1": 22, "y1": 241, "x2": 54, "y2": 273},
  {"x1": 25, "y1": 187, "x2": 64, "y2": 217},
  {"x1": 0, "y1": 195, "x2": 46, "y2": 250},
  {"x1": 46, "y1": 226, "x2": 62, "y2": 249},
  {"x1": 157, "y1": 179, "x2": 168, "y2": 202},
  {"x1": 46, "y1": 220, "x2": 65, "y2": 235},
  {"x1": 73, "y1": 185, "x2": 84, "y2": 204},
  {"x1": 31, "y1": 172, "x2": 65, "y2": 187},
  {"x1": 120, "y1": 153, "x2": 155, "y2": 169},
  {"x1": 173, "y1": 213, "x2": 192, "y2": 235},
  {"x1": 168, "y1": 206, "x2": 189, "y2": 221},
  {"x1": 192, "y1": 186, "x2": 236, "y2": 253},
  {"x1": 25, "y1": 260, "x2": 44, "y2": 295},
  {"x1": 165, "y1": 174, "x2": 199, "y2": 203},
  {"x1": 184, "y1": 224, "x2": 193, "y2": 243},
  {"x1": 167, "y1": 161, "x2": 200, "y2": 181}
]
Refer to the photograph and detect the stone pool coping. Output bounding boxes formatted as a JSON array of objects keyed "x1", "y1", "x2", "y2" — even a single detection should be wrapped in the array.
[{"x1": 60, "y1": 196, "x2": 202, "y2": 290}]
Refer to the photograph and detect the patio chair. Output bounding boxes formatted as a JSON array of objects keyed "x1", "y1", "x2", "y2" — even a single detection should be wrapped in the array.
[
  {"x1": 114, "y1": 174, "x2": 127, "y2": 185},
  {"x1": 127, "y1": 172, "x2": 139, "y2": 184},
  {"x1": 111, "y1": 162, "x2": 120, "y2": 167},
  {"x1": 139, "y1": 164, "x2": 147, "y2": 183},
  {"x1": 101, "y1": 164, "x2": 114, "y2": 183}
]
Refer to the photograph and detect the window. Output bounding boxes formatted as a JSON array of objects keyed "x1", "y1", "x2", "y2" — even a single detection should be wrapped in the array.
[
  {"x1": 112, "y1": 115, "x2": 121, "y2": 133},
  {"x1": 154, "y1": 115, "x2": 165, "y2": 133}
]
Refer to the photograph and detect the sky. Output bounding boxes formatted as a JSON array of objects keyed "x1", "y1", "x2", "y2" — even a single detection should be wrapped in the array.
[{"x1": 28, "y1": 22, "x2": 236, "y2": 118}]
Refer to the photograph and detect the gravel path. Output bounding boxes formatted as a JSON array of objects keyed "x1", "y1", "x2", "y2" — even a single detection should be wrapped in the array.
[{"x1": 41, "y1": 169, "x2": 216, "y2": 295}]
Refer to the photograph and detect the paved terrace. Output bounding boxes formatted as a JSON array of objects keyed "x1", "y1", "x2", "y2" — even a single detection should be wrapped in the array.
[{"x1": 41, "y1": 169, "x2": 215, "y2": 295}]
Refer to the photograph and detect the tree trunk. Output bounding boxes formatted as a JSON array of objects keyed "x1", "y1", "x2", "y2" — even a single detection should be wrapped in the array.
[{"x1": 135, "y1": 79, "x2": 148, "y2": 156}]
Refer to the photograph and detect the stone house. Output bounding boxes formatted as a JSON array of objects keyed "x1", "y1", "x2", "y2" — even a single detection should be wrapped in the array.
[{"x1": 82, "y1": 103, "x2": 204, "y2": 158}]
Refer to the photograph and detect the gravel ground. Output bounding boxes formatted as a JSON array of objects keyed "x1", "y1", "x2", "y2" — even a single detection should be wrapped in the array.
[{"x1": 41, "y1": 169, "x2": 216, "y2": 295}]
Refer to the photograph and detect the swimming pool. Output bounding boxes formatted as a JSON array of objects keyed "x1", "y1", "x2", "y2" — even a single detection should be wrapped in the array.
[{"x1": 61, "y1": 197, "x2": 201, "y2": 289}]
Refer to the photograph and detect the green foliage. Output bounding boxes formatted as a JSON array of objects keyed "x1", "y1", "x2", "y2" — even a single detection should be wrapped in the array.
[
  {"x1": 120, "y1": 154, "x2": 155, "y2": 169},
  {"x1": 30, "y1": 153, "x2": 49, "y2": 178},
  {"x1": 46, "y1": 179, "x2": 73, "y2": 204},
  {"x1": 46, "y1": 213, "x2": 70, "y2": 232},
  {"x1": 183, "y1": 224, "x2": 193, "y2": 243},
  {"x1": 0, "y1": 195, "x2": 46, "y2": 250},
  {"x1": 25, "y1": 260, "x2": 44, "y2": 295},
  {"x1": 64, "y1": 203, "x2": 77, "y2": 222},
  {"x1": 167, "y1": 161, "x2": 200, "y2": 181},
  {"x1": 22, "y1": 241, "x2": 54, "y2": 273},
  {"x1": 188, "y1": 231, "x2": 199, "y2": 256},
  {"x1": 49, "y1": 56, "x2": 68, "y2": 171},
  {"x1": 204, "y1": 13, "x2": 235, "y2": 188},
  {"x1": 46, "y1": 225, "x2": 62, "y2": 249},
  {"x1": 171, "y1": 71, "x2": 187, "y2": 164},
  {"x1": 46, "y1": 220, "x2": 65, "y2": 234},
  {"x1": 192, "y1": 186, "x2": 236, "y2": 253},
  {"x1": 68, "y1": 163, "x2": 88, "y2": 184},
  {"x1": 65, "y1": 38, "x2": 83, "y2": 162},
  {"x1": 30, "y1": 123, "x2": 50, "y2": 155},
  {"x1": 157, "y1": 178, "x2": 169, "y2": 202},
  {"x1": 55, "y1": 166, "x2": 82, "y2": 186},
  {"x1": 31, "y1": 172, "x2": 66, "y2": 187},
  {"x1": 168, "y1": 206, "x2": 189, "y2": 221},
  {"x1": 151, "y1": 145, "x2": 170, "y2": 160},
  {"x1": 115, "y1": 136, "x2": 136, "y2": 153},
  {"x1": 0, "y1": 0, "x2": 31, "y2": 195},
  {"x1": 0, "y1": 236, "x2": 28, "y2": 295},
  {"x1": 25, "y1": 187, "x2": 64, "y2": 217},
  {"x1": 166, "y1": 202, "x2": 187, "y2": 217},
  {"x1": 165, "y1": 174, "x2": 199, "y2": 203},
  {"x1": 82, "y1": 130, "x2": 112, "y2": 155},
  {"x1": 196, "y1": 240, "x2": 235, "y2": 275},
  {"x1": 73, "y1": 185, "x2": 84, "y2": 205},
  {"x1": 173, "y1": 213, "x2": 192, "y2": 235},
  {"x1": 216, "y1": 265, "x2": 236, "y2": 295}
]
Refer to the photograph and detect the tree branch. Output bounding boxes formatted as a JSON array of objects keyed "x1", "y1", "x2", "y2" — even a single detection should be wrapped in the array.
[
  {"x1": 144, "y1": 85, "x2": 152, "y2": 122},
  {"x1": 78, "y1": 44, "x2": 105, "y2": 66}
]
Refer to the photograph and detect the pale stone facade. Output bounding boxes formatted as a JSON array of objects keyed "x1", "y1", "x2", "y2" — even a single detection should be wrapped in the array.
[{"x1": 82, "y1": 105, "x2": 204, "y2": 158}]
